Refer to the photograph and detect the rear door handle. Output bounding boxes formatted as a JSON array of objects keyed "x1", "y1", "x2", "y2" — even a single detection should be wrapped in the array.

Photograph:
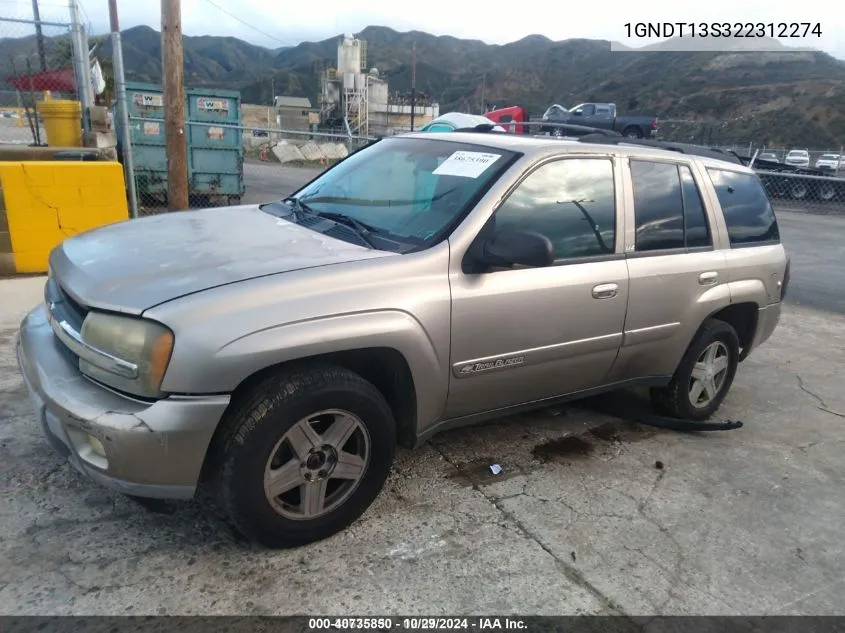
[
  {"x1": 699, "y1": 272, "x2": 719, "y2": 286},
  {"x1": 592, "y1": 283, "x2": 618, "y2": 299}
]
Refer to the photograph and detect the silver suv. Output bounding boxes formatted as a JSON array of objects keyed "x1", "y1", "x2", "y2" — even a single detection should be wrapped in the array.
[{"x1": 16, "y1": 132, "x2": 789, "y2": 548}]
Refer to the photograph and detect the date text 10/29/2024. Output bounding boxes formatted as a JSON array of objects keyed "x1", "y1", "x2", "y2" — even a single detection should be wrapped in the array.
[
  {"x1": 308, "y1": 618, "x2": 528, "y2": 630},
  {"x1": 624, "y1": 22, "x2": 822, "y2": 38}
]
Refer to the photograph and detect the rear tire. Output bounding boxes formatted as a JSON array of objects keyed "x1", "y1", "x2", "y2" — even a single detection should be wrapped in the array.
[
  {"x1": 623, "y1": 127, "x2": 643, "y2": 139},
  {"x1": 650, "y1": 318, "x2": 740, "y2": 421},
  {"x1": 217, "y1": 365, "x2": 396, "y2": 548}
]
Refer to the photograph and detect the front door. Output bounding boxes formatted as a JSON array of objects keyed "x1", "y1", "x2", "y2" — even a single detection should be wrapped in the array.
[{"x1": 445, "y1": 155, "x2": 630, "y2": 419}]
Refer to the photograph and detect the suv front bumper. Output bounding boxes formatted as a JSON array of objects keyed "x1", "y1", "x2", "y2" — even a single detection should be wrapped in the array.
[{"x1": 15, "y1": 304, "x2": 231, "y2": 500}]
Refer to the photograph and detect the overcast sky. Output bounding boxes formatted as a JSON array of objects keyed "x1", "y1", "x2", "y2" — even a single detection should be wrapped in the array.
[{"x1": 25, "y1": 0, "x2": 845, "y2": 59}]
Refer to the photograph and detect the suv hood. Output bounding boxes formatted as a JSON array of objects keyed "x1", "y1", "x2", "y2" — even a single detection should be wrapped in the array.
[{"x1": 49, "y1": 204, "x2": 397, "y2": 315}]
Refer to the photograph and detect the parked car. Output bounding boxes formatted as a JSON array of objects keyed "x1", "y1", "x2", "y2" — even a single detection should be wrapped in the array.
[
  {"x1": 758, "y1": 152, "x2": 779, "y2": 163},
  {"x1": 418, "y1": 112, "x2": 505, "y2": 132},
  {"x1": 784, "y1": 149, "x2": 810, "y2": 168},
  {"x1": 541, "y1": 102, "x2": 658, "y2": 138},
  {"x1": 16, "y1": 131, "x2": 788, "y2": 548},
  {"x1": 814, "y1": 153, "x2": 842, "y2": 171}
]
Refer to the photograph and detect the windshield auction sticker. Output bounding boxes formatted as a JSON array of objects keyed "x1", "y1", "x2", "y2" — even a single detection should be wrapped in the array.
[{"x1": 433, "y1": 151, "x2": 502, "y2": 178}]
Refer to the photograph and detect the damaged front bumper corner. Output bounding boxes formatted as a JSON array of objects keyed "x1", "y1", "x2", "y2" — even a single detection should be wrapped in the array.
[{"x1": 15, "y1": 304, "x2": 231, "y2": 500}]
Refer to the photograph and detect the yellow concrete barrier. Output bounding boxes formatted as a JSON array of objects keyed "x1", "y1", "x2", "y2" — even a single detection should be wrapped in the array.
[{"x1": 0, "y1": 161, "x2": 129, "y2": 274}]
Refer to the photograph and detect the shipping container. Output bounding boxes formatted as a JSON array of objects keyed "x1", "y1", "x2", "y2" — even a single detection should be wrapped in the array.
[{"x1": 114, "y1": 82, "x2": 245, "y2": 208}]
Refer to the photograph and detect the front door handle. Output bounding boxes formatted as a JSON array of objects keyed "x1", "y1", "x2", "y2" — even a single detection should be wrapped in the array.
[
  {"x1": 699, "y1": 272, "x2": 719, "y2": 286},
  {"x1": 592, "y1": 283, "x2": 618, "y2": 299}
]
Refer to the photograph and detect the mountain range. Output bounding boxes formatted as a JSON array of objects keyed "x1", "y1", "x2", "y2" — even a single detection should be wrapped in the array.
[{"x1": 1, "y1": 24, "x2": 844, "y2": 147}]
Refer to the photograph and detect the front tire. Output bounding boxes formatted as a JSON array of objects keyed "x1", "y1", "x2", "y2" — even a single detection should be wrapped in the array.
[
  {"x1": 650, "y1": 318, "x2": 740, "y2": 420},
  {"x1": 217, "y1": 365, "x2": 396, "y2": 548}
]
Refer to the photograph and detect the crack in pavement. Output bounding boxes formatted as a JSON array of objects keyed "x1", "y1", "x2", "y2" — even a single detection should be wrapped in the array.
[
  {"x1": 797, "y1": 375, "x2": 845, "y2": 419},
  {"x1": 428, "y1": 439, "x2": 627, "y2": 616}
]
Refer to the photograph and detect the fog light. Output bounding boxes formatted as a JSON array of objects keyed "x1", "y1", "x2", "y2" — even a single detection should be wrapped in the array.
[{"x1": 87, "y1": 435, "x2": 106, "y2": 458}]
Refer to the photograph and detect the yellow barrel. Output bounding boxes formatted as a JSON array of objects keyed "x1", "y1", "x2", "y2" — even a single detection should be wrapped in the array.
[{"x1": 35, "y1": 99, "x2": 83, "y2": 147}]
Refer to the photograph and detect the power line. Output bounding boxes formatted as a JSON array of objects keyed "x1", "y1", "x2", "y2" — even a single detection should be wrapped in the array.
[{"x1": 201, "y1": 0, "x2": 295, "y2": 47}]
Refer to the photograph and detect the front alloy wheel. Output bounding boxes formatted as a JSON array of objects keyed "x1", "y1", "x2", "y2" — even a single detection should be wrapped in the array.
[
  {"x1": 217, "y1": 365, "x2": 396, "y2": 548},
  {"x1": 264, "y1": 409, "x2": 370, "y2": 520}
]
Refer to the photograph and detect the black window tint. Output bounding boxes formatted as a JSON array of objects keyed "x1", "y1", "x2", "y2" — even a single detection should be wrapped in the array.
[
  {"x1": 580, "y1": 105, "x2": 596, "y2": 115},
  {"x1": 631, "y1": 160, "x2": 684, "y2": 251},
  {"x1": 679, "y1": 166, "x2": 712, "y2": 248},
  {"x1": 707, "y1": 168, "x2": 780, "y2": 245},
  {"x1": 495, "y1": 158, "x2": 616, "y2": 259}
]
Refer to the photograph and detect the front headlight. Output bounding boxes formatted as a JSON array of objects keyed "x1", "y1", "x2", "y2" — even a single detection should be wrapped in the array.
[{"x1": 80, "y1": 312, "x2": 174, "y2": 399}]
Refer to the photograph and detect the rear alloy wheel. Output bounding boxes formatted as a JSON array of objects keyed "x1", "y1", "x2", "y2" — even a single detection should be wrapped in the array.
[
  {"x1": 650, "y1": 318, "x2": 740, "y2": 420},
  {"x1": 551, "y1": 127, "x2": 564, "y2": 137},
  {"x1": 217, "y1": 365, "x2": 396, "y2": 548},
  {"x1": 623, "y1": 127, "x2": 643, "y2": 139}
]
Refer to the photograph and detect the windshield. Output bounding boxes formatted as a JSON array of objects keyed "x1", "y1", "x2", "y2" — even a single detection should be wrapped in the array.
[
  {"x1": 788, "y1": 151, "x2": 807, "y2": 157},
  {"x1": 289, "y1": 137, "x2": 517, "y2": 250},
  {"x1": 821, "y1": 154, "x2": 839, "y2": 159}
]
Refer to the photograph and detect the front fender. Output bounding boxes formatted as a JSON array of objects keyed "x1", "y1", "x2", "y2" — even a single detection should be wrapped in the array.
[{"x1": 160, "y1": 310, "x2": 448, "y2": 431}]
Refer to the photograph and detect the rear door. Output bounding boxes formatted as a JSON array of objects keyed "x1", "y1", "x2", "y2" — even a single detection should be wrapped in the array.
[{"x1": 606, "y1": 157, "x2": 732, "y2": 382}]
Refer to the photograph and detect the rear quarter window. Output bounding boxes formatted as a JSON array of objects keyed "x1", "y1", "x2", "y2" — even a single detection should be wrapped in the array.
[{"x1": 706, "y1": 168, "x2": 780, "y2": 246}]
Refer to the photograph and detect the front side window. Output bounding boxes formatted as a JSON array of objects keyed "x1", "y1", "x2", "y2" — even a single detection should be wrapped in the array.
[
  {"x1": 493, "y1": 158, "x2": 617, "y2": 260},
  {"x1": 289, "y1": 137, "x2": 517, "y2": 249},
  {"x1": 707, "y1": 168, "x2": 780, "y2": 246}
]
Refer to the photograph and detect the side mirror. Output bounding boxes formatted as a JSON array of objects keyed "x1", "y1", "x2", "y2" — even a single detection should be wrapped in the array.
[{"x1": 477, "y1": 228, "x2": 554, "y2": 269}]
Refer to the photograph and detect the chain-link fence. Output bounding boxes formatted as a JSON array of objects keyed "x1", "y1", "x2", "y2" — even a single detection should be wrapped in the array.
[
  {"x1": 0, "y1": 7, "x2": 81, "y2": 147},
  {"x1": 130, "y1": 118, "x2": 373, "y2": 215},
  {"x1": 757, "y1": 170, "x2": 845, "y2": 216}
]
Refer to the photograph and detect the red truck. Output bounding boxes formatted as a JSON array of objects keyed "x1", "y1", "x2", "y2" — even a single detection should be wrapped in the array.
[
  {"x1": 486, "y1": 103, "x2": 659, "y2": 139},
  {"x1": 484, "y1": 105, "x2": 529, "y2": 134}
]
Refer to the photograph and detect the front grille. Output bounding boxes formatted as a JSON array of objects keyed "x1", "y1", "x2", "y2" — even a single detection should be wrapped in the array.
[{"x1": 45, "y1": 276, "x2": 89, "y2": 354}]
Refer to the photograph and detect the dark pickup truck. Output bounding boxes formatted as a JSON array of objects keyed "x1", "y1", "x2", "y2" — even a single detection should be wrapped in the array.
[{"x1": 541, "y1": 102, "x2": 658, "y2": 138}]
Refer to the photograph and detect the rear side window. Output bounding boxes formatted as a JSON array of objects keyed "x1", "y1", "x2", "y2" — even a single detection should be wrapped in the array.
[
  {"x1": 679, "y1": 166, "x2": 712, "y2": 248},
  {"x1": 631, "y1": 160, "x2": 714, "y2": 252},
  {"x1": 707, "y1": 168, "x2": 780, "y2": 246},
  {"x1": 630, "y1": 161, "x2": 684, "y2": 251}
]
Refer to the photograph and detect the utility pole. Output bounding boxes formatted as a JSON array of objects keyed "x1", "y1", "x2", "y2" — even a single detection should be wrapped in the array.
[
  {"x1": 480, "y1": 74, "x2": 485, "y2": 114},
  {"x1": 109, "y1": 0, "x2": 138, "y2": 218},
  {"x1": 161, "y1": 0, "x2": 189, "y2": 211},
  {"x1": 31, "y1": 0, "x2": 47, "y2": 72},
  {"x1": 409, "y1": 41, "x2": 416, "y2": 131}
]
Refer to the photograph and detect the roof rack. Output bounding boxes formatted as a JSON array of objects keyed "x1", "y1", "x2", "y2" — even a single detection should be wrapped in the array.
[
  {"x1": 443, "y1": 124, "x2": 748, "y2": 167},
  {"x1": 576, "y1": 135, "x2": 744, "y2": 165}
]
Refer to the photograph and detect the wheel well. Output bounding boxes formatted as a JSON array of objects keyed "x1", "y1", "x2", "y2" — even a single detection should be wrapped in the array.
[
  {"x1": 198, "y1": 347, "x2": 418, "y2": 486},
  {"x1": 709, "y1": 302, "x2": 758, "y2": 361},
  {"x1": 622, "y1": 125, "x2": 641, "y2": 136}
]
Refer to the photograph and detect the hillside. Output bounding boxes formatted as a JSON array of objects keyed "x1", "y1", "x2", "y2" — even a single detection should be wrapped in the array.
[{"x1": 1, "y1": 25, "x2": 844, "y2": 146}]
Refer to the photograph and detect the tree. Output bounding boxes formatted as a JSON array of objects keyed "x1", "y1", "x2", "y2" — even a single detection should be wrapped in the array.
[{"x1": 46, "y1": 37, "x2": 74, "y2": 70}]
